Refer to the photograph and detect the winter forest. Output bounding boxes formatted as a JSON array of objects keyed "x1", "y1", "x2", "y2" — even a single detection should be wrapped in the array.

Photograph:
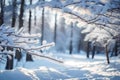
[{"x1": 0, "y1": 0, "x2": 120, "y2": 80}]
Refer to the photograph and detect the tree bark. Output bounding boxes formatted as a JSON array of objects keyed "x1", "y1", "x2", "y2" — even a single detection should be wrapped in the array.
[
  {"x1": 15, "y1": 48, "x2": 22, "y2": 61},
  {"x1": 0, "y1": 0, "x2": 5, "y2": 26},
  {"x1": 11, "y1": 0, "x2": 17, "y2": 27},
  {"x1": 54, "y1": 13, "x2": 57, "y2": 44},
  {"x1": 5, "y1": 54, "x2": 14, "y2": 70},
  {"x1": 69, "y1": 22, "x2": 73, "y2": 54},
  {"x1": 26, "y1": 53, "x2": 33, "y2": 61},
  {"x1": 86, "y1": 41, "x2": 90, "y2": 58},
  {"x1": 19, "y1": 0, "x2": 25, "y2": 29},
  {"x1": 105, "y1": 44, "x2": 110, "y2": 64},
  {"x1": 28, "y1": 0, "x2": 32, "y2": 34},
  {"x1": 77, "y1": 38, "x2": 81, "y2": 53},
  {"x1": 114, "y1": 41, "x2": 118, "y2": 56},
  {"x1": 41, "y1": 8, "x2": 44, "y2": 45},
  {"x1": 34, "y1": 8, "x2": 36, "y2": 26},
  {"x1": 40, "y1": 0, "x2": 45, "y2": 45},
  {"x1": 92, "y1": 45, "x2": 95, "y2": 59}
]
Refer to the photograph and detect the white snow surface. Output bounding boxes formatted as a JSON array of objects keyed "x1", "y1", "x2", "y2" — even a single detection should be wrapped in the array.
[{"x1": 0, "y1": 52, "x2": 120, "y2": 80}]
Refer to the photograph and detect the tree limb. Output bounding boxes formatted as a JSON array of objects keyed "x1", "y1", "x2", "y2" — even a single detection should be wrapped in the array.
[{"x1": 28, "y1": 52, "x2": 63, "y2": 63}]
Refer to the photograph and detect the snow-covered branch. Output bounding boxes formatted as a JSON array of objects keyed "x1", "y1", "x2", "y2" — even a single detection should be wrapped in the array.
[
  {"x1": 0, "y1": 42, "x2": 54, "y2": 52},
  {"x1": 64, "y1": 0, "x2": 105, "y2": 7},
  {"x1": 28, "y1": 52, "x2": 63, "y2": 63},
  {"x1": 26, "y1": 42, "x2": 55, "y2": 51}
]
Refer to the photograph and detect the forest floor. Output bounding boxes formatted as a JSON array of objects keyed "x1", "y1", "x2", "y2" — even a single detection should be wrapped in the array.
[{"x1": 0, "y1": 52, "x2": 120, "y2": 80}]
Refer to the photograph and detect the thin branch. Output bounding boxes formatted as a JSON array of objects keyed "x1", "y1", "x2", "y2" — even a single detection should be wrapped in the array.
[
  {"x1": 26, "y1": 43, "x2": 54, "y2": 51},
  {"x1": 64, "y1": 11, "x2": 88, "y2": 23},
  {"x1": 64, "y1": 1, "x2": 105, "y2": 7},
  {"x1": 87, "y1": 15, "x2": 100, "y2": 22},
  {"x1": 98, "y1": 13, "x2": 120, "y2": 19},
  {"x1": 0, "y1": 43, "x2": 54, "y2": 51},
  {"x1": 13, "y1": 34, "x2": 41, "y2": 38},
  {"x1": 14, "y1": 41, "x2": 38, "y2": 44},
  {"x1": 28, "y1": 52, "x2": 63, "y2": 63}
]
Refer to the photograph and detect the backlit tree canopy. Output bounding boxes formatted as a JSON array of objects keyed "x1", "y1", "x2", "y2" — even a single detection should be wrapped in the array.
[{"x1": 0, "y1": 0, "x2": 120, "y2": 47}]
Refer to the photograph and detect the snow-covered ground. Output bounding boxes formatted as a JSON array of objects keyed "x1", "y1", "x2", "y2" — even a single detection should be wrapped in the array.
[{"x1": 0, "y1": 52, "x2": 120, "y2": 80}]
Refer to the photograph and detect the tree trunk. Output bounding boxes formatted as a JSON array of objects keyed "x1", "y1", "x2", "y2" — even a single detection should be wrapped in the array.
[
  {"x1": 34, "y1": 8, "x2": 36, "y2": 26},
  {"x1": 77, "y1": 38, "x2": 81, "y2": 53},
  {"x1": 69, "y1": 22, "x2": 73, "y2": 54},
  {"x1": 92, "y1": 45, "x2": 95, "y2": 59},
  {"x1": 114, "y1": 41, "x2": 118, "y2": 56},
  {"x1": 105, "y1": 44, "x2": 110, "y2": 64},
  {"x1": 15, "y1": 48, "x2": 22, "y2": 61},
  {"x1": 0, "y1": 0, "x2": 5, "y2": 26},
  {"x1": 5, "y1": 54, "x2": 14, "y2": 70},
  {"x1": 54, "y1": 13, "x2": 57, "y2": 44},
  {"x1": 28, "y1": 0, "x2": 32, "y2": 33},
  {"x1": 19, "y1": 0, "x2": 25, "y2": 29},
  {"x1": 11, "y1": 0, "x2": 17, "y2": 27},
  {"x1": 41, "y1": 8, "x2": 44, "y2": 45},
  {"x1": 86, "y1": 41, "x2": 90, "y2": 58},
  {"x1": 26, "y1": 53, "x2": 33, "y2": 61}
]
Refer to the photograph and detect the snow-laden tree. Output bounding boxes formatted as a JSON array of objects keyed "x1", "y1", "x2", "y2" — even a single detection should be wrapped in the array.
[
  {"x1": 32, "y1": 0, "x2": 120, "y2": 46},
  {"x1": 0, "y1": 25, "x2": 56, "y2": 70},
  {"x1": 1, "y1": 0, "x2": 120, "y2": 55}
]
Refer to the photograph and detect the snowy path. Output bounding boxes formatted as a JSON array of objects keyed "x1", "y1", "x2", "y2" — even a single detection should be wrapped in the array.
[{"x1": 0, "y1": 53, "x2": 120, "y2": 80}]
